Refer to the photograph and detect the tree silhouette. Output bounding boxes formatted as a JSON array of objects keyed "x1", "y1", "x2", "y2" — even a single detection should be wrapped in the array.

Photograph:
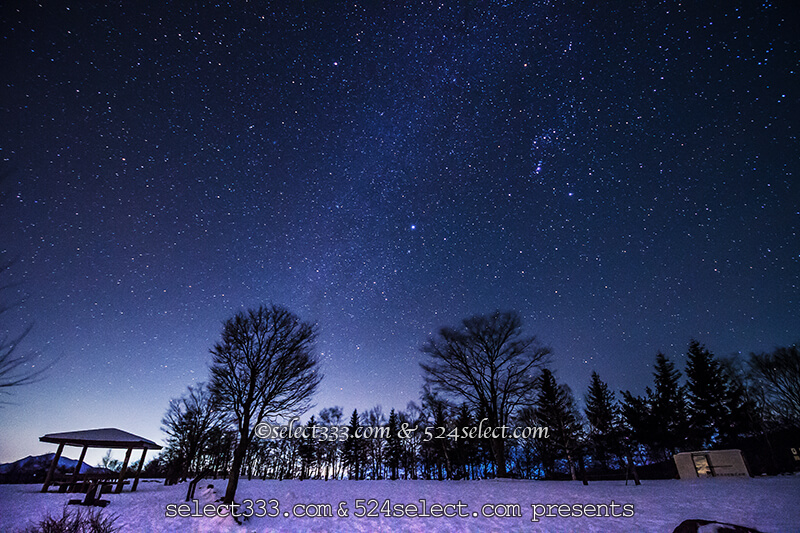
[
  {"x1": 209, "y1": 304, "x2": 321, "y2": 504},
  {"x1": 584, "y1": 371, "x2": 619, "y2": 471},
  {"x1": 161, "y1": 382, "x2": 221, "y2": 480},
  {"x1": 420, "y1": 310, "x2": 549, "y2": 477},
  {"x1": 649, "y1": 351, "x2": 689, "y2": 457},
  {"x1": 298, "y1": 416, "x2": 318, "y2": 480},
  {"x1": 0, "y1": 261, "x2": 52, "y2": 397},
  {"x1": 385, "y1": 409, "x2": 402, "y2": 480},
  {"x1": 686, "y1": 340, "x2": 727, "y2": 448},
  {"x1": 0, "y1": 173, "x2": 53, "y2": 398},
  {"x1": 317, "y1": 406, "x2": 344, "y2": 480},
  {"x1": 534, "y1": 368, "x2": 582, "y2": 480},
  {"x1": 749, "y1": 344, "x2": 800, "y2": 426},
  {"x1": 717, "y1": 356, "x2": 761, "y2": 445},
  {"x1": 343, "y1": 409, "x2": 365, "y2": 479}
]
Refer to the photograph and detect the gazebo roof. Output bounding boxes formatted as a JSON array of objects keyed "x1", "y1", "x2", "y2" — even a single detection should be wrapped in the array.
[{"x1": 40, "y1": 428, "x2": 162, "y2": 450}]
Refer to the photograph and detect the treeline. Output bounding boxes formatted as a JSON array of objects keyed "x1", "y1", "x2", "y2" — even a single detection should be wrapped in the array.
[{"x1": 152, "y1": 308, "x2": 798, "y2": 483}]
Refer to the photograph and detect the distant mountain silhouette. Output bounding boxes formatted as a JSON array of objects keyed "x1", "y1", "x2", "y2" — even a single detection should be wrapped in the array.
[{"x1": 0, "y1": 453, "x2": 110, "y2": 483}]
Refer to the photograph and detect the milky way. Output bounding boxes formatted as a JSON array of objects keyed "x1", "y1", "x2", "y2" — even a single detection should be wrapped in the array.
[{"x1": 1, "y1": 2, "x2": 797, "y2": 462}]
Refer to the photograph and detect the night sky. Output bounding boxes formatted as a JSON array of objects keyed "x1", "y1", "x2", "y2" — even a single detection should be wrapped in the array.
[{"x1": 1, "y1": 2, "x2": 797, "y2": 464}]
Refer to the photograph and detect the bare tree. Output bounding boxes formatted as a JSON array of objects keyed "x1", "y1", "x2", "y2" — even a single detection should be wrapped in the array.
[
  {"x1": 420, "y1": 310, "x2": 550, "y2": 477},
  {"x1": 209, "y1": 304, "x2": 322, "y2": 504},
  {"x1": 0, "y1": 261, "x2": 50, "y2": 396},
  {"x1": 750, "y1": 344, "x2": 800, "y2": 425},
  {"x1": 161, "y1": 382, "x2": 221, "y2": 480},
  {"x1": 1, "y1": 171, "x2": 52, "y2": 396}
]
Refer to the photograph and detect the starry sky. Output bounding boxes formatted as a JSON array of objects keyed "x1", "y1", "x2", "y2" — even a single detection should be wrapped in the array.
[{"x1": 1, "y1": 1, "x2": 797, "y2": 464}]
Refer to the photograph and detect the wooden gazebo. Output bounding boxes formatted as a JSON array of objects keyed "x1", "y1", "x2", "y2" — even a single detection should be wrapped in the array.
[{"x1": 40, "y1": 428, "x2": 162, "y2": 493}]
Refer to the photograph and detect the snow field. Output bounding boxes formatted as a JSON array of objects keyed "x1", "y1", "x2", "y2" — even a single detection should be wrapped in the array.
[{"x1": 1, "y1": 475, "x2": 798, "y2": 533}]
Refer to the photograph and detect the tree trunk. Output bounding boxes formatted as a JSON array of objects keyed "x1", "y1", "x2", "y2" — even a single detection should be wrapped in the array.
[
  {"x1": 566, "y1": 450, "x2": 577, "y2": 481},
  {"x1": 441, "y1": 440, "x2": 452, "y2": 480},
  {"x1": 224, "y1": 437, "x2": 248, "y2": 504},
  {"x1": 578, "y1": 453, "x2": 588, "y2": 485},
  {"x1": 626, "y1": 449, "x2": 641, "y2": 486},
  {"x1": 491, "y1": 437, "x2": 507, "y2": 477}
]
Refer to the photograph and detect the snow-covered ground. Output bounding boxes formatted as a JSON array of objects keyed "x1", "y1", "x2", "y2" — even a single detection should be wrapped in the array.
[{"x1": 1, "y1": 476, "x2": 798, "y2": 532}]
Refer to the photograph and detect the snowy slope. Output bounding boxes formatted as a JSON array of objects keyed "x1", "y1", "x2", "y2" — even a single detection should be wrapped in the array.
[{"x1": 1, "y1": 476, "x2": 798, "y2": 533}]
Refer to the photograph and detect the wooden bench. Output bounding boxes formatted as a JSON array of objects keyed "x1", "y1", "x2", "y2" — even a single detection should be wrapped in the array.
[{"x1": 68, "y1": 482, "x2": 109, "y2": 507}]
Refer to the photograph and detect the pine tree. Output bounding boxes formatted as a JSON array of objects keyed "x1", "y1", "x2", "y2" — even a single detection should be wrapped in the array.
[
  {"x1": 298, "y1": 416, "x2": 318, "y2": 480},
  {"x1": 343, "y1": 409, "x2": 364, "y2": 480},
  {"x1": 363, "y1": 406, "x2": 386, "y2": 479},
  {"x1": 514, "y1": 405, "x2": 539, "y2": 479},
  {"x1": 619, "y1": 390, "x2": 650, "y2": 447},
  {"x1": 584, "y1": 371, "x2": 619, "y2": 471},
  {"x1": 685, "y1": 340, "x2": 727, "y2": 448},
  {"x1": 648, "y1": 351, "x2": 689, "y2": 457},
  {"x1": 535, "y1": 369, "x2": 582, "y2": 480},
  {"x1": 617, "y1": 391, "x2": 645, "y2": 484},
  {"x1": 385, "y1": 409, "x2": 402, "y2": 480}
]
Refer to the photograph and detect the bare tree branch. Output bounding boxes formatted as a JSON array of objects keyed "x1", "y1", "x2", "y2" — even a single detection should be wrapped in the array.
[
  {"x1": 209, "y1": 304, "x2": 322, "y2": 503},
  {"x1": 420, "y1": 310, "x2": 550, "y2": 477},
  {"x1": 0, "y1": 261, "x2": 53, "y2": 397},
  {"x1": 750, "y1": 344, "x2": 800, "y2": 425}
]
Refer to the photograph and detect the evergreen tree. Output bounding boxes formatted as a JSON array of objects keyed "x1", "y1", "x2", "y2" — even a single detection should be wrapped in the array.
[
  {"x1": 515, "y1": 405, "x2": 547, "y2": 479},
  {"x1": 685, "y1": 340, "x2": 727, "y2": 448},
  {"x1": 364, "y1": 406, "x2": 387, "y2": 479},
  {"x1": 534, "y1": 369, "x2": 582, "y2": 480},
  {"x1": 584, "y1": 371, "x2": 619, "y2": 471},
  {"x1": 619, "y1": 390, "x2": 650, "y2": 449},
  {"x1": 385, "y1": 409, "x2": 402, "y2": 480},
  {"x1": 343, "y1": 409, "x2": 365, "y2": 479},
  {"x1": 617, "y1": 391, "x2": 645, "y2": 483},
  {"x1": 298, "y1": 416, "x2": 318, "y2": 480},
  {"x1": 648, "y1": 351, "x2": 689, "y2": 457}
]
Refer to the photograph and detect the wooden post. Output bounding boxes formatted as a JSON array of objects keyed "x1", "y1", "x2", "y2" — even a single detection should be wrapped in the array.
[
  {"x1": 41, "y1": 443, "x2": 65, "y2": 492},
  {"x1": 132, "y1": 448, "x2": 147, "y2": 491},
  {"x1": 68, "y1": 445, "x2": 89, "y2": 492},
  {"x1": 73, "y1": 445, "x2": 88, "y2": 482},
  {"x1": 115, "y1": 447, "x2": 133, "y2": 493}
]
